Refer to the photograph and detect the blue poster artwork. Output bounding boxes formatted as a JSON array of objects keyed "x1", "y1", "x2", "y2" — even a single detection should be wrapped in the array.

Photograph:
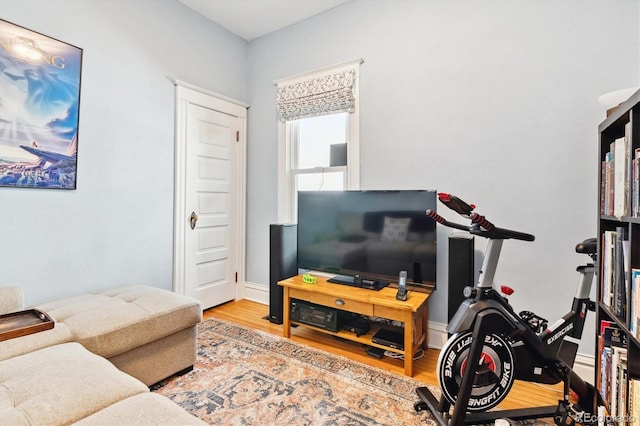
[{"x1": 0, "y1": 20, "x2": 82, "y2": 189}]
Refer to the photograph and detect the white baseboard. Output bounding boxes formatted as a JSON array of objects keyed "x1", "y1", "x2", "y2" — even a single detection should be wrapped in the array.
[
  {"x1": 242, "y1": 281, "x2": 269, "y2": 305},
  {"x1": 572, "y1": 353, "x2": 595, "y2": 383},
  {"x1": 239, "y1": 283, "x2": 595, "y2": 383},
  {"x1": 427, "y1": 321, "x2": 449, "y2": 349}
]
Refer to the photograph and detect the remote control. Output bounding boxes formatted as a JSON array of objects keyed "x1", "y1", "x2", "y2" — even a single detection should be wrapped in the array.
[{"x1": 396, "y1": 271, "x2": 407, "y2": 301}]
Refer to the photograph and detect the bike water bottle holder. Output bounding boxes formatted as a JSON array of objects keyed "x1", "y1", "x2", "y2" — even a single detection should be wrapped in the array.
[{"x1": 519, "y1": 310, "x2": 549, "y2": 335}]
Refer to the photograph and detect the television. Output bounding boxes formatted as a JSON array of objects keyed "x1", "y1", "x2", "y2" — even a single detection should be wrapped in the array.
[{"x1": 296, "y1": 190, "x2": 437, "y2": 290}]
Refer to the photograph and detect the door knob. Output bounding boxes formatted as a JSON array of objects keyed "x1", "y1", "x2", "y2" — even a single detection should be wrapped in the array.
[{"x1": 190, "y1": 212, "x2": 198, "y2": 230}]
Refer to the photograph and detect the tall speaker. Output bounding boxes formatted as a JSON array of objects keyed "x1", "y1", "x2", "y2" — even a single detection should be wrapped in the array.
[
  {"x1": 448, "y1": 233, "x2": 475, "y2": 323},
  {"x1": 269, "y1": 224, "x2": 297, "y2": 324}
]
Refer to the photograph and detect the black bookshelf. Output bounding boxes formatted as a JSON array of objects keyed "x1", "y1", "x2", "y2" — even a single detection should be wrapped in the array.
[{"x1": 596, "y1": 88, "x2": 640, "y2": 421}]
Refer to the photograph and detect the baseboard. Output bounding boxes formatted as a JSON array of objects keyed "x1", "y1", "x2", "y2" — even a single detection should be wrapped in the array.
[
  {"x1": 427, "y1": 321, "x2": 449, "y2": 349},
  {"x1": 243, "y1": 281, "x2": 269, "y2": 305},
  {"x1": 572, "y1": 353, "x2": 595, "y2": 382},
  {"x1": 240, "y1": 285, "x2": 596, "y2": 383}
]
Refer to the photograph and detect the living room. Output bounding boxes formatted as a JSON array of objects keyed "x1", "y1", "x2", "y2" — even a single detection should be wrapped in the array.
[{"x1": 1, "y1": 0, "x2": 638, "y2": 424}]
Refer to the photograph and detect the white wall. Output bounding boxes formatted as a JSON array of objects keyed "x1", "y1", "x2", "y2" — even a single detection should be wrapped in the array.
[
  {"x1": 245, "y1": 0, "x2": 640, "y2": 356},
  {"x1": 1, "y1": 0, "x2": 638, "y2": 359},
  {"x1": 0, "y1": 0, "x2": 247, "y2": 305}
]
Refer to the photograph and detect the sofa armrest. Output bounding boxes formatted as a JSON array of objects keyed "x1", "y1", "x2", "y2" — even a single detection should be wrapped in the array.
[{"x1": 0, "y1": 286, "x2": 23, "y2": 315}]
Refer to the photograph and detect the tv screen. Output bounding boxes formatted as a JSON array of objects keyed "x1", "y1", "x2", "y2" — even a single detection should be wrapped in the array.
[{"x1": 297, "y1": 190, "x2": 437, "y2": 289}]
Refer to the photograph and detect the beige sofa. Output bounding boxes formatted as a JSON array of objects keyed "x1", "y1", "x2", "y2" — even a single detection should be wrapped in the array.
[{"x1": 0, "y1": 285, "x2": 206, "y2": 425}]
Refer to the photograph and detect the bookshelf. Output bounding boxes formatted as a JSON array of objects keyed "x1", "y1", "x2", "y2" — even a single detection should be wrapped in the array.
[{"x1": 596, "y1": 88, "x2": 640, "y2": 422}]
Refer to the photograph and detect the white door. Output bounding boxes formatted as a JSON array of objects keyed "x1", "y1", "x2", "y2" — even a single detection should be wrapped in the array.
[{"x1": 174, "y1": 85, "x2": 247, "y2": 310}]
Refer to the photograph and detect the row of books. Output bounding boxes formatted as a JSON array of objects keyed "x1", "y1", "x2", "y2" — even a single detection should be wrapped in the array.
[
  {"x1": 601, "y1": 228, "x2": 631, "y2": 322},
  {"x1": 601, "y1": 122, "x2": 640, "y2": 218},
  {"x1": 597, "y1": 321, "x2": 640, "y2": 424}
]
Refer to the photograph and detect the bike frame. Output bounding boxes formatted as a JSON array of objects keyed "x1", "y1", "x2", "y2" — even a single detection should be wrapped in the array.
[
  {"x1": 415, "y1": 194, "x2": 600, "y2": 426},
  {"x1": 448, "y1": 238, "x2": 597, "y2": 373}
]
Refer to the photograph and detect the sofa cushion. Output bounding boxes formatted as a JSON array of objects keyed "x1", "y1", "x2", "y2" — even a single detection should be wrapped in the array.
[
  {"x1": 73, "y1": 393, "x2": 207, "y2": 425},
  {"x1": 35, "y1": 285, "x2": 202, "y2": 359},
  {"x1": 0, "y1": 342, "x2": 149, "y2": 425},
  {"x1": 0, "y1": 286, "x2": 23, "y2": 315},
  {"x1": 0, "y1": 322, "x2": 73, "y2": 361},
  {"x1": 0, "y1": 286, "x2": 201, "y2": 363}
]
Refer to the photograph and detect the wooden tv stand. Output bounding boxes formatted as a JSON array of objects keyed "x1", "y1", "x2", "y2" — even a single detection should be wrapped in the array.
[{"x1": 278, "y1": 275, "x2": 432, "y2": 376}]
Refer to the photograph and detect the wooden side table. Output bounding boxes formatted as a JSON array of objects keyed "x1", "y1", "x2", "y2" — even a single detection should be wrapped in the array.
[{"x1": 279, "y1": 275, "x2": 432, "y2": 376}]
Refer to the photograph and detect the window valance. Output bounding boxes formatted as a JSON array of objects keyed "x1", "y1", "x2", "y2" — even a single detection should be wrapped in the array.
[{"x1": 276, "y1": 68, "x2": 356, "y2": 122}]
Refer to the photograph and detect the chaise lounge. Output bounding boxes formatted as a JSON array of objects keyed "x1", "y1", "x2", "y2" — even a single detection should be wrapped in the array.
[{"x1": 0, "y1": 285, "x2": 205, "y2": 425}]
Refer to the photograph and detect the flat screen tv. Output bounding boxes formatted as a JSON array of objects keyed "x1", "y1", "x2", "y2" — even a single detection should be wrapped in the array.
[{"x1": 297, "y1": 190, "x2": 437, "y2": 290}]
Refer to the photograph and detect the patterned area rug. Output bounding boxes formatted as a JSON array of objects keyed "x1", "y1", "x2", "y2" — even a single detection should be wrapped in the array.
[{"x1": 152, "y1": 318, "x2": 437, "y2": 425}]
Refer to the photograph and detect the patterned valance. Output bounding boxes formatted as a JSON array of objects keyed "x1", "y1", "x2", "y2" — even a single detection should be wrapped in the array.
[{"x1": 277, "y1": 69, "x2": 356, "y2": 122}]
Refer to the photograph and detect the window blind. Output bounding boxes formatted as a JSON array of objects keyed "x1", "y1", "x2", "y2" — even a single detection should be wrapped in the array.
[{"x1": 276, "y1": 68, "x2": 356, "y2": 122}]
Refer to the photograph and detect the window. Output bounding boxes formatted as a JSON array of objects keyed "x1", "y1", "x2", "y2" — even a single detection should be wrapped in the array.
[{"x1": 276, "y1": 60, "x2": 361, "y2": 223}]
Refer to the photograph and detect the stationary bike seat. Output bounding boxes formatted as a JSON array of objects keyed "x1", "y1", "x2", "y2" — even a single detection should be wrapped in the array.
[{"x1": 575, "y1": 238, "x2": 597, "y2": 255}]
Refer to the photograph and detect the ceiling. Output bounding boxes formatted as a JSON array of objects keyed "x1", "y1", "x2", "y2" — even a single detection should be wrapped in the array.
[{"x1": 178, "y1": 0, "x2": 350, "y2": 42}]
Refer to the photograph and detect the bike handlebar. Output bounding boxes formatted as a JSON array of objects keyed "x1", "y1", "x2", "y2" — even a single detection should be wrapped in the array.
[
  {"x1": 470, "y1": 213, "x2": 494, "y2": 231},
  {"x1": 427, "y1": 193, "x2": 536, "y2": 242},
  {"x1": 426, "y1": 209, "x2": 471, "y2": 232},
  {"x1": 481, "y1": 223, "x2": 535, "y2": 241}
]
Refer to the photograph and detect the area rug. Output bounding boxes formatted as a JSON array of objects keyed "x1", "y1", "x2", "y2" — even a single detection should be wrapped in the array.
[{"x1": 152, "y1": 318, "x2": 437, "y2": 425}]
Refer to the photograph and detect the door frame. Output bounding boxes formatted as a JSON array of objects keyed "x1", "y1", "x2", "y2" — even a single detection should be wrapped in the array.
[{"x1": 173, "y1": 81, "x2": 248, "y2": 301}]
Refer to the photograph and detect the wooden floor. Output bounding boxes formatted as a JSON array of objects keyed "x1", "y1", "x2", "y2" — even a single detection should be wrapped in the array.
[{"x1": 204, "y1": 299, "x2": 564, "y2": 416}]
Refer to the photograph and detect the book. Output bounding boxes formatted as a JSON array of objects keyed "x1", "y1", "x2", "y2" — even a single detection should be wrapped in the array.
[
  {"x1": 615, "y1": 350, "x2": 627, "y2": 424},
  {"x1": 625, "y1": 122, "x2": 633, "y2": 218},
  {"x1": 609, "y1": 345, "x2": 622, "y2": 419},
  {"x1": 607, "y1": 150, "x2": 614, "y2": 216},
  {"x1": 632, "y1": 268, "x2": 640, "y2": 339},
  {"x1": 631, "y1": 379, "x2": 640, "y2": 426},
  {"x1": 602, "y1": 322, "x2": 627, "y2": 348},
  {"x1": 602, "y1": 231, "x2": 614, "y2": 308},
  {"x1": 600, "y1": 344, "x2": 612, "y2": 404},
  {"x1": 597, "y1": 404, "x2": 606, "y2": 426},
  {"x1": 599, "y1": 321, "x2": 629, "y2": 419},
  {"x1": 612, "y1": 227, "x2": 627, "y2": 319},
  {"x1": 602, "y1": 227, "x2": 630, "y2": 321},
  {"x1": 613, "y1": 136, "x2": 628, "y2": 218},
  {"x1": 633, "y1": 148, "x2": 640, "y2": 217},
  {"x1": 602, "y1": 159, "x2": 608, "y2": 215}
]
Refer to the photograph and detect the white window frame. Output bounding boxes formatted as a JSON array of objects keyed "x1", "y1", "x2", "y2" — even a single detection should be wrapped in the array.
[{"x1": 277, "y1": 60, "x2": 362, "y2": 223}]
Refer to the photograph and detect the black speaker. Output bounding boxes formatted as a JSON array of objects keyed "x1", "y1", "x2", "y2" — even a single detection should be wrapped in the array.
[
  {"x1": 448, "y1": 233, "x2": 474, "y2": 323},
  {"x1": 269, "y1": 224, "x2": 297, "y2": 324}
]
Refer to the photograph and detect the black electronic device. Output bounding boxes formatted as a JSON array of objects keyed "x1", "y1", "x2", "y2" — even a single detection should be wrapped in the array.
[
  {"x1": 290, "y1": 299, "x2": 340, "y2": 332},
  {"x1": 341, "y1": 315, "x2": 371, "y2": 336},
  {"x1": 347, "y1": 275, "x2": 387, "y2": 290},
  {"x1": 268, "y1": 224, "x2": 297, "y2": 324},
  {"x1": 395, "y1": 270, "x2": 408, "y2": 301},
  {"x1": 296, "y1": 190, "x2": 437, "y2": 290},
  {"x1": 371, "y1": 326, "x2": 404, "y2": 350},
  {"x1": 366, "y1": 346, "x2": 385, "y2": 359}
]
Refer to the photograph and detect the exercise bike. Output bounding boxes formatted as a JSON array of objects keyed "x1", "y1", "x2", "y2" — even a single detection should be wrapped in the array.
[{"x1": 414, "y1": 193, "x2": 601, "y2": 425}]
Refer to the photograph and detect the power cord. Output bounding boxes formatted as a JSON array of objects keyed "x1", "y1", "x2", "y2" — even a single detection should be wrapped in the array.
[{"x1": 383, "y1": 347, "x2": 425, "y2": 361}]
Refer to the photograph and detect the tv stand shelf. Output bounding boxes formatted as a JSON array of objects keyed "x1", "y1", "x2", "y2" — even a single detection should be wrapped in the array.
[{"x1": 278, "y1": 274, "x2": 432, "y2": 376}]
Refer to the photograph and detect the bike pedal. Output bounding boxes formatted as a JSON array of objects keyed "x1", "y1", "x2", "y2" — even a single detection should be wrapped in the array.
[{"x1": 554, "y1": 400, "x2": 590, "y2": 426}]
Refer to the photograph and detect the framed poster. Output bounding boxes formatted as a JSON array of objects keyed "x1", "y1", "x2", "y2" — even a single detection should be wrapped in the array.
[{"x1": 0, "y1": 19, "x2": 82, "y2": 189}]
